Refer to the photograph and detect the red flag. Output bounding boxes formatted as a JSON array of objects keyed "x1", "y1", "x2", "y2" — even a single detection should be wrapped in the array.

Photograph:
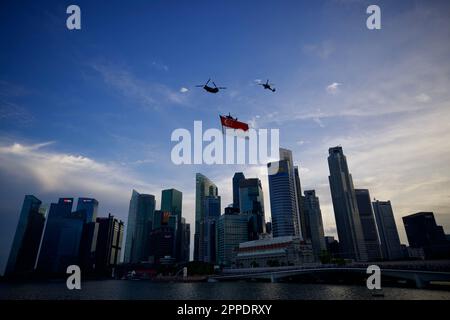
[{"x1": 220, "y1": 115, "x2": 249, "y2": 131}]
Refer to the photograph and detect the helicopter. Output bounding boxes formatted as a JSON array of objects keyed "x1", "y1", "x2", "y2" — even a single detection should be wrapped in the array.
[
  {"x1": 259, "y1": 79, "x2": 276, "y2": 92},
  {"x1": 196, "y1": 78, "x2": 226, "y2": 94}
]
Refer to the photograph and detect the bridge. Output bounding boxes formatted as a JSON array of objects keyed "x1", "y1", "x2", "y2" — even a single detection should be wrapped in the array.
[{"x1": 209, "y1": 265, "x2": 450, "y2": 289}]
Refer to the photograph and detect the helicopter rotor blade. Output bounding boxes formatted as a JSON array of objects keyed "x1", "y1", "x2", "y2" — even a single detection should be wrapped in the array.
[
  {"x1": 195, "y1": 85, "x2": 204, "y2": 87},
  {"x1": 206, "y1": 78, "x2": 211, "y2": 85},
  {"x1": 212, "y1": 81, "x2": 218, "y2": 88},
  {"x1": 218, "y1": 87, "x2": 227, "y2": 89}
]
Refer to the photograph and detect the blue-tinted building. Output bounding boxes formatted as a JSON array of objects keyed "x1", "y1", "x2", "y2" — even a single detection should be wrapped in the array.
[
  {"x1": 124, "y1": 190, "x2": 156, "y2": 263},
  {"x1": 232, "y1": 172, "x2": 245, "y2": 209},
  {"x1": 37, "y1": 198, "x2": 87, "y2": 274},
  {"x1": 201, "y1": 195, "x2": 221, "y2": 263},
  {"x1": 217, "y1": 213, "x2": 249, "y2": 267},
  {"x1": 239, "y1": 178, "x2": 265, "y2": 240},
  {"x1": 267, "y1": 160, "x2": 298, "y2": 238},
  {"x1": 6, "y1": 195, "x2": 46, "y2": 276},
  {"x1": 194, "y1": 173, "x2": 218, "y2": 261},
  {"x1": 76, "y1": 197, "x2": 99, "y2": 223}
]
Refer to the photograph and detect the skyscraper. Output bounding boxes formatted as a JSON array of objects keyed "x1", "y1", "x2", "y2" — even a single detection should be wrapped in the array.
[
  {"x1": 239, "y1": 178, "x2": 266, "y2": 240},
  {"x1": 201, "y1": 195, "x2": 221, "y2": 263},
  {"x1": 294, "y1": 166, "x2": 308, "y2": 241},
  {"x1": 372, "y1": 200, "x2": 403, "y2": 260},
  {"x1": 161, "y1": 189, "x2": 182, "y2": 220},
  {"x1": 355, "y1": 189, "x2": 382, "y2": 261},
  {"x1": 6, "y1": 195, "x2": 46, "y2": 276},
  {"x1": 123, "y1": 190, "x2": 155, "y2": 264},
  {"x1": 267, "y1": 160, "x2": 297, "y2": 238},
  {"x1": 161, "y1": 188, "x2": 184, "y2": 261},
  {"x1": 95, "y1": 213, "x2": 124, "y2": 276},
  {"x1": 217, "y1": 213, "x2": 249, "y2": 267},
  {"x1": 76, "y1": 197, "x2": 99, "y2": 223},
  {"x1": 279, "y1": 148, "x2": 302, "y2": 238},
  {"x1": 194, "y1": 173, "x2": 218, "y2": 261},
  {"x1": 303, "y1": 190, "x2": 326, "y2": 258},
  {"x1": 232, "y1": 172, "x2": 245, "y2": 209},
  {"x1": 37, "y1": 198, "x2": 87, "y2": 274},
  {"x1": 328, "y1": 146, "x2": 368, "y2": 261},
  {"x1": 402, "y1": 212, "x2": 450, "y2": 259}
]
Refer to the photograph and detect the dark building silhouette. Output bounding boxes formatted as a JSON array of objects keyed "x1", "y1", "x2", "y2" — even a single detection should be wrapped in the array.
[
  {"x1": 95, "y1": 214, "x2": 124, "y2": 276},
  {"x1": 76, "y1": 198, "x2": 98, "y2": 223},
  {"x1": 265, "y1": 222, "x2": 272, "y2": 235},
  {"x1": 161, "y1": 188, "x2": 185, "y2": 262},
  {"x1": 303, "y1": 190, "x2": 326, "y2": 258},
  {"x1": 325, "y1": 236, "x2": 340, "y2": 258},
  {"x1": 403, "y1": 212, "x2": 450, "y2": 259},
  {"x1": 355, "y1": 189, "x2": 382, "y2": 261},
  {"x1": 232, "y1": 172, "x2": 245, "y2": 209},
  {"x1": 372, "y1": 200, "x2": 404, "y2": 260},
  {"x1": 37, "y1": 198, "x2": 86, "y2": 274},
  {"x1": 294, "y1": 166, "x2": 308, "y2": 240},
  {"x1": 328, "y1": 146, "x2": 368, "y2": 261},
  {"x1": 5, "y1": 195, "x2": 46, "y2": 276},
  {"x1": 194, "y1": 173, "x2": 218, "y2": 261},
  {"x1": 239, "y1": 178, "x2": 265, "y2": 240},
  {"x1": 124, "y1": 190, "x2": 155, "y2": 263},
  {"x1": 201, "y1": 195, "x2": 221, "y2": 263}
]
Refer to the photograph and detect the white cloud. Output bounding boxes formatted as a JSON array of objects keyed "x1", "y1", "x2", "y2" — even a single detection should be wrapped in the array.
[
  {"x1": 0, "y1": 141, "x2": 158, "y2": 203},
  {"x1": 180, "y1": 87, "x2": 189, "y2": 93},
  {"x1": 415, "y1": 93, "x2": 431, "y2": 103},
  {"x1": 326, "y1": 82, "x2": 342, "y2": 94}
]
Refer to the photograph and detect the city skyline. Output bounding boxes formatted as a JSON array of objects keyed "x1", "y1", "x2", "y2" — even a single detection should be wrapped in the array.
[{"x1": 1, "y1": 0, "x2": 450, "y2": 274}]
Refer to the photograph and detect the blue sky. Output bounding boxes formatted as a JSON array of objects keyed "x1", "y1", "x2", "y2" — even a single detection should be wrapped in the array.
[{"x1": 1, "y1": 0, "x2": 450, "y2": 274}]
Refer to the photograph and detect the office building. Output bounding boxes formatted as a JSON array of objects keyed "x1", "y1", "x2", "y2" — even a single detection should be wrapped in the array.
[
  {"x1": 76, "y1": 197, "x2": 98, "y2": 223},
  {"x1": 403, "y1": 212, "x2": 450, "y2": 259},
  {"x1": 201, "y1": 195, "x2": 221, "y2": 263},
  {"x1": 303, "y1": 190, "x2": 326, "y2": 258},
  {"x1": 239, "y1": 178, "x2": 266, "y2": 240},
  {"x1": 372, "y1": 200, "x2": 404, "y2": 260},
  {"x1": 234, "y1": 236, "x2": 314, "y2": 268},
  {"x1": 217, "y1": 213, "x2": 249, "y2": 267},
  {"x1": 294, "y1": 166, "x2": 308, "y2": 240},
  {"x1": 355, "y1": 189, "x2": 382, "y2": 261},
  {"x1": 37, "y1": 198, "x2": 86, "y2": 274},
  {"x1": 123, "y1": 190, "x2": 155, "y2": 263},
  {"x1": 5, "y1": 195, "x2": 46, "y2": 276},
  {"x1": 328, "y1": 146, "x2": 368, "y2": 261},
  {"x1": 194, "y1": 173, "x2": 218, "y2": 261},
  {"x1": 232, "y1": 172, "x2": 245, "y2": 209},
  {"x1": 267, "y1": 159, "x2": 298, "y2": 238},
  {"x1": 95, "y1": 214, "x2": 124, "y2": 276}
]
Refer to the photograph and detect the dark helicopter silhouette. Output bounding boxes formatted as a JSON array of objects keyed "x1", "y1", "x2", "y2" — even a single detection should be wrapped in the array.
[
  {"x1": 259, "y1": 79, "x2": 276, "y2": 92},
  {"x1": 196, "y1": 78, "x2": 226, "y2": 94}
]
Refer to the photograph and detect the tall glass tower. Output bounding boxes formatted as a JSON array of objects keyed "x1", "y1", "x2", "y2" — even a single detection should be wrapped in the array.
[
  {"x1": 194, "y1": 173, "x2": 218, "y2": 261},
  {"x1": 76, "y1": 197, "x2": 99, "y2": 223},
  {"x1": 355, "y1": 189, "x2": 382, "y2": 261},
  {"x1": 239, "y1": 178, "x2": 265, "y2": 240},
  {"x1": 267, "y1": 160, "x2": 298, "y2": 238},
  {"x1": 328, "y1": 146, "x2": 368, "y2": 261},
  {"x1": 6, "y1": 195, "x2": 46, "y2": 276},
  {"x1": 373, "y1": 200, "x2": 404, "y2": 260},
  {"x1": 303, "y1": 190, "x2": 326, "y2": 258},
  {"x1": 232, "y1": 172, "x2": 245, "y2": 210},
  {"x1": 123, "y1": 190, "x2": 155, "y2": 263}
]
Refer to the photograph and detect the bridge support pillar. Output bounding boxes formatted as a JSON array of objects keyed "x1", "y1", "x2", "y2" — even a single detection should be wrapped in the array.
[
  {"x1": 414, "y1": 274, "x2": 425, "y2": 289},
  {"x1": 270, "y1": 274, "x2": 277, "y2": 283}
]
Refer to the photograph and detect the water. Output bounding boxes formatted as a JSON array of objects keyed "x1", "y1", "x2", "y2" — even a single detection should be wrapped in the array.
[{"x1": 1, "y1": 280, "x2": 450, "y2": 300}]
